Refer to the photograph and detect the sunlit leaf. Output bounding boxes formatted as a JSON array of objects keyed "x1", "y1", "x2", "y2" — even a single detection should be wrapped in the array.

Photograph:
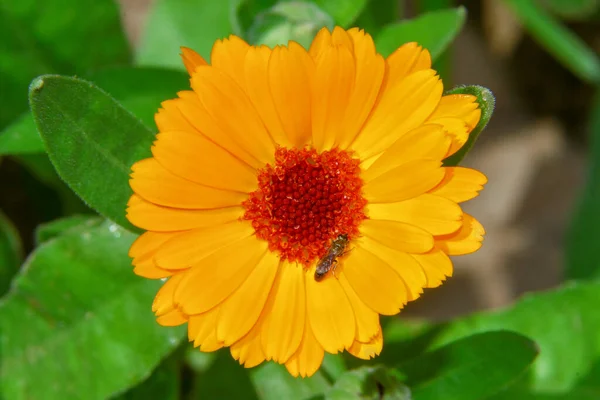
[{"x1": 326, "y1": 365, "x2": 411, "y2": 400}]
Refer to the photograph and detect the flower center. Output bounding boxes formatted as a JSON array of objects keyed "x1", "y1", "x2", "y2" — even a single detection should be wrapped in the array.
[{"x1": 242, "y1": 147, "x2": 367, "y2": 266}]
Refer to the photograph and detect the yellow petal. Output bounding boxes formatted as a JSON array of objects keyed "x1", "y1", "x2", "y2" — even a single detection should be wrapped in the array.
[
  {"x1": 152, "y1": 273, "x2": 185, "y2": 316},
  {"x1": 174, "y1": 91, "x2": 262, "y2": 168},
  {"x1": 342, "y1": 246, "x2": 407, "y2": 315},
  {"x1": 351, "y1": 69, "x2": 442, "y2": 159},
  {"x1": 156, "y1": 307, "x2": 188, "y2": 327},
  {"x1": 306, "y1": 268, "x2": 355, "y2": 353},
  {"x1": 243, "y1": 45, "x2": 293, "y2": 147},
  {"x1": 386, "y1": 42, "x2": 431, "y2": 85},
  {"x1": 338, "y1": 273, "x2": 380, "y2": 342},
  {"x1": 359, "y1": 236, "x2": 425, "y2": 301},
  {"x1": 191, "y1": 66, "x2": 275, "y2": 165},
  {"x1": 364, "y1": 159, "x2": 446, "y2": 204},
  {"x1": 285, "y1": 316, "x2": 325, "y2": 378},
  {"x1": 126, "y1": 195, "x2": 243, "y2": 232},
  {"x1": 155, "y1": 98, "x2": 197, "y2": 133},
  {"x1": 361, "y1": 124, "x2": 449, "y2": 183},
  {"x1": 130, "y1": 158, "x2": 247, "y2": 209},
  {"x1": 367, "y1": 194, "x2": 462, "y2": 236},
  {"x1": 210, "y1": 35, "x2": 250, "y2": 87},
  {"x1": 260, "y1": 262, "x2": 306, "y2": 363},
  {"x1": 359, "y1": 218, "x2": 434, "y2": 254},
  {"x1": 180, "y1": 47, "x2": 208, "y2": 76},
  {"x1": 411, "y1": 249, "x2": 453, "y2": 288},
  {"x1": 338, "y1": 28, "x2": 385, "y2": 149},
  {"x1": 268, "y1": 42, "x2": 314, "y2": 147},
  {"x1": 133, "y1": 258, "x2": 173, "y2": 279},
  {"x1": 311, "y1": 44, "x2": 355, "y2": 152},
  {"x1": 154, "y1": 221, "x2": 254, "y2": 270},
  {"x1": 188, "y1": 307, "x2": 224, "y2": 352},
  {"x1": 436, "y1": 214, "x2": 485, "y2": 255},
  {"x1": 347, "y1": 329, "x2": 383, "y2": 360},
  {"x1": 216, "y1": 251, "x2": 279, "y2": 345},
  {"x1": 428, "y1": 167, "x2": 487, "y2": 203},
  {"x1": 130, "y1": 231, "x2": 177, "y2": 278},
  {"x1": 230, "y1": 320, "x2": 267, "y2": 368},
  {"x1": 175, "y1": 236, "x2": 267, "y2": 314},
  {"x1": 152, "y1": 130, "x2": 257, "y2": 192}
]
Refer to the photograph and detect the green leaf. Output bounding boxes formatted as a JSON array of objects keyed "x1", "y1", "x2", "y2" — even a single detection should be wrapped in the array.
[
  {"x1": 398, "y1": 331, "x2": 538, "y2": 400},
  {"x1": 136, "y1": 0, "x2": 237, "y2": 69},
  {"x1": 29, "y1": 75, "x2": 155, "y2": 232},
  {"x1": 541, "y1": 0, "x2": 600, "y2": 20},
  {"x1": 374, "y1": 7, "x2": 466, "y2": 59},
  {"x1": 247, "y1": 1, "x2": 334, "y2": 50},
  {"x1": 442, "y1": 85, "x2": 496, "y2": 166},
  {"x1": 431, "y1": 282, "x2": 600, "y2": 392},
  {"x1": 353, "y1": 0, "x2": 401, "y2": 38},
  {"x1": 35, "y1": 215, "x2": 103, "y2": 245},
  {"x1": 192, "y1": 350, "x2": 258, "y2": 399},
  {"x1": 566, "y1": 91, "x2": 600, "y2": 280},
  {"x1": 250, "y1": 362, "x2": 331, "y2": 400},
  {"x1": 0, "y1": 0, "x2": 130, "y2": 129},
  {"x1": 1, "y1": 67, "x2": 188, "y2": 157},
  {"x1": 0, "y1": 221, "x2": 185, "y2": 399},
  {"x1": 116, "y1": 353, "x2": 181, "y2": 400},
  {"x1": 502, "y1": 0, "x2": 600, "y2": 83},
  {"x1": 0, "y1": 210, "x2": 22, "y2": 296},
  {"x1": 326, "y1": 365, "x2": 411, "y2": 400},
  {"x1": 313, "y1": 0, "x2": 368, "y2": 27}
]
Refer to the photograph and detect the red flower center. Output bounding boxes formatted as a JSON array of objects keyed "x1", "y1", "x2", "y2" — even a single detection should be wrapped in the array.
[{"x1": 242, "y1": 147, "x2": 367, "y2": 265}]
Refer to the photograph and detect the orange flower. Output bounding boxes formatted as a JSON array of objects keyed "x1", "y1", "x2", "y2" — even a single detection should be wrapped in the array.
[{"x1": 127, "y1": 27, "x2": 486, "y2": 377}]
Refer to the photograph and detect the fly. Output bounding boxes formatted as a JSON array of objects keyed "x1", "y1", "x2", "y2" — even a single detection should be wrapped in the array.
[{"x1": 314, "y1": 234, "x2": 350, "y2": 281}]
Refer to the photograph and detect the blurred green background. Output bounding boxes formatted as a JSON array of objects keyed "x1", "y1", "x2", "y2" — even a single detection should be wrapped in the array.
[{"x1": 1, "y1": 0, "x2": 600, "y2": 399}]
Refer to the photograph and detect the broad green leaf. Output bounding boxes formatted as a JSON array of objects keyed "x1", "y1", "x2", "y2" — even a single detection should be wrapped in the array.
[
  {"x1": 322, "y1": 353, "x2": 347, "y2": 381},
  {"x1": 0, "y1": 221, "x2": 185, "y2": 399},
  {"x1": 250, "y1": 362, "x2": 331, "y2": 400},
  {"x1": 192, "y1": 351, "x2": 258, "y2": 399},
  {"x1": 116, "y1": 353, "x2": 181, "y2": 400},
  {"x1": 35, "y1": 215, "x2": 103, "y2": 245},
  {"x1": 374, "y1": 7, "x2": 466, "y2": 59},
  {"x1": 136, "y1": 0, "x2": 237, "y2": 69},
  {"x1": 0, "y1": 0, "x2": 130, "y2": 129},
  {"x1": 313, "y1": 0, "x2": 368, "y2": 27},
  {"x1": 1, "y1": 67, "x2": 188, "y2": 157},
  {"x1": 431, "y1": 282, "x2": 600, "y2": 392},
  {"x1": 398, "y1": 331, "x2": 538, "y2": 400},
  {"x1": 541, "y1": 0, "x2": 600, "y2": 20},
  {"x1": 354, "y1": 0, "x2": 401, "y2": 38},
  {"x1": 247, "y1": 1, "x2": 334, "y2": 49},
  {"x1": 29, "y1": 75, "x2": 155, "y2": 232},
  {"x1": 566, "y1": 91, "x2": 600, "y2": 280},
  {"x1": 502, "y1": 0, "x2": 600, "y2": 83},
  {"x1": 0, "y1": 210, "x2": 22, "y2": 296},
  {"x1": 326, "y1": 366, "x2": 411, "y2": 400},
  {"x1": 443, "y1": 85, "x2": 496, "y2": 166}
]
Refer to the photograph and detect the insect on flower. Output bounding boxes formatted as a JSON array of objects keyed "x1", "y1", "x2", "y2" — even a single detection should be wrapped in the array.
[{"x1": 314, "y1": 234, "x2": 350, "y2": 281}]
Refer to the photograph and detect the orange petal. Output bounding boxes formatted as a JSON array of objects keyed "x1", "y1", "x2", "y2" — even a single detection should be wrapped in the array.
[
  {"x1": 361, "y1": 124, "x2": 449, "y2": 183},
  {"x1": 285, "y1": 316, "x2": 325, "y2": 378},
  {"x1": 152, "y1": 130, "x2": 257, "y2": 192},
  {"x1": 130, "y1": 231, "x2": 178, "y2": 278},
  {"x1": 154, "y1": 221, "x2": 254, "y2": 270},
  {"x1": 188, "y1": 307, "x2": 224, "y2": 352},
  {"x1": 152, "y1": 273, "x2": 185, "y2": 316},
  {"x1": 268, "y1": 42, "x2": 314, "y2": 147},
  {"x1": 351, "y1": 69, "x2": 442, "y2": 160},
  {"x1": 155, "y1": 98, "x2": 198, "y2": 133},
  {"x1": 436, "y1": 214, "x2": 485, "y2": 255},
  {"x1": 126, "y1": 195, "x2": 243, "y2": 232},
  {"x1": 174, "y1": 236, "x2": 267, "y2": 314},
  {"x1": 210, "y1": 35, "x2": 250, "y2": 87},
  {"x1": 428, "y1": 167, "x2": 487, "y2": 203},
  {"x1": 230, "y1": 318, "x2": 266, "y2": 368},
  {"x1": 311, "y1": 44, "x2": 355, "y2": 152},
  {"x1": 180, "y1": 47, "x2": 208, "y2": 76},
  {"x1": 156, "y1": 307, "x2": 188, "y2": 327},
  {"x1": 411, "y1": 249, "x2": 453, "y2": 288},
  {"x1": 191, "y1": 66, "x2": 275, "y2": 165},
  {"x1": 216, "y1": 251, "x2": 279, "y2": 345},
  {"x1": 306, "y1": 268, "x2": 355, "y2": 353},
  {"x1": 347, "y1": 329, "x2": 383, "y2": 360},
  {"x1": 342, "y1": 246, "x2": 407, "y2": 315},
  {"x1": 338, "y1": 273, "x2": 380, "y2": 342},
  {"x1": 260, "y1": 262, "x2": 306, "y2": 363},
  {"x1": 367, "y1": 194, "x2": 462, "y2": 236},
  {"x1": 364, "y1": 159, "x2": 445, "y2": 204},
  {"x1": 309, "y1": 27, "x2": 333, "y2": 57},
  {"x1": 360, "y1": 218, "x2": 434, "y2": 254},
  {"x1": 130, "y1": 158, "x2": 247, "y2": 209},
  {"x1": 386, "y1": 42, "x2": 432, "y2": 85}
]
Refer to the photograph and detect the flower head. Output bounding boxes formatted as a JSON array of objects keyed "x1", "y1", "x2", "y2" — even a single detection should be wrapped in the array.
[{"x1": 127, "y1": 26, "x2": 486, "y2": 377}]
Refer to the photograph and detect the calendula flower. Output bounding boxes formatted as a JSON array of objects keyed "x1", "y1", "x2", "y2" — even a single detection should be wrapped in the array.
[{"x1": 126, "y1": 26, "x2": 486, "y2": 377}]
